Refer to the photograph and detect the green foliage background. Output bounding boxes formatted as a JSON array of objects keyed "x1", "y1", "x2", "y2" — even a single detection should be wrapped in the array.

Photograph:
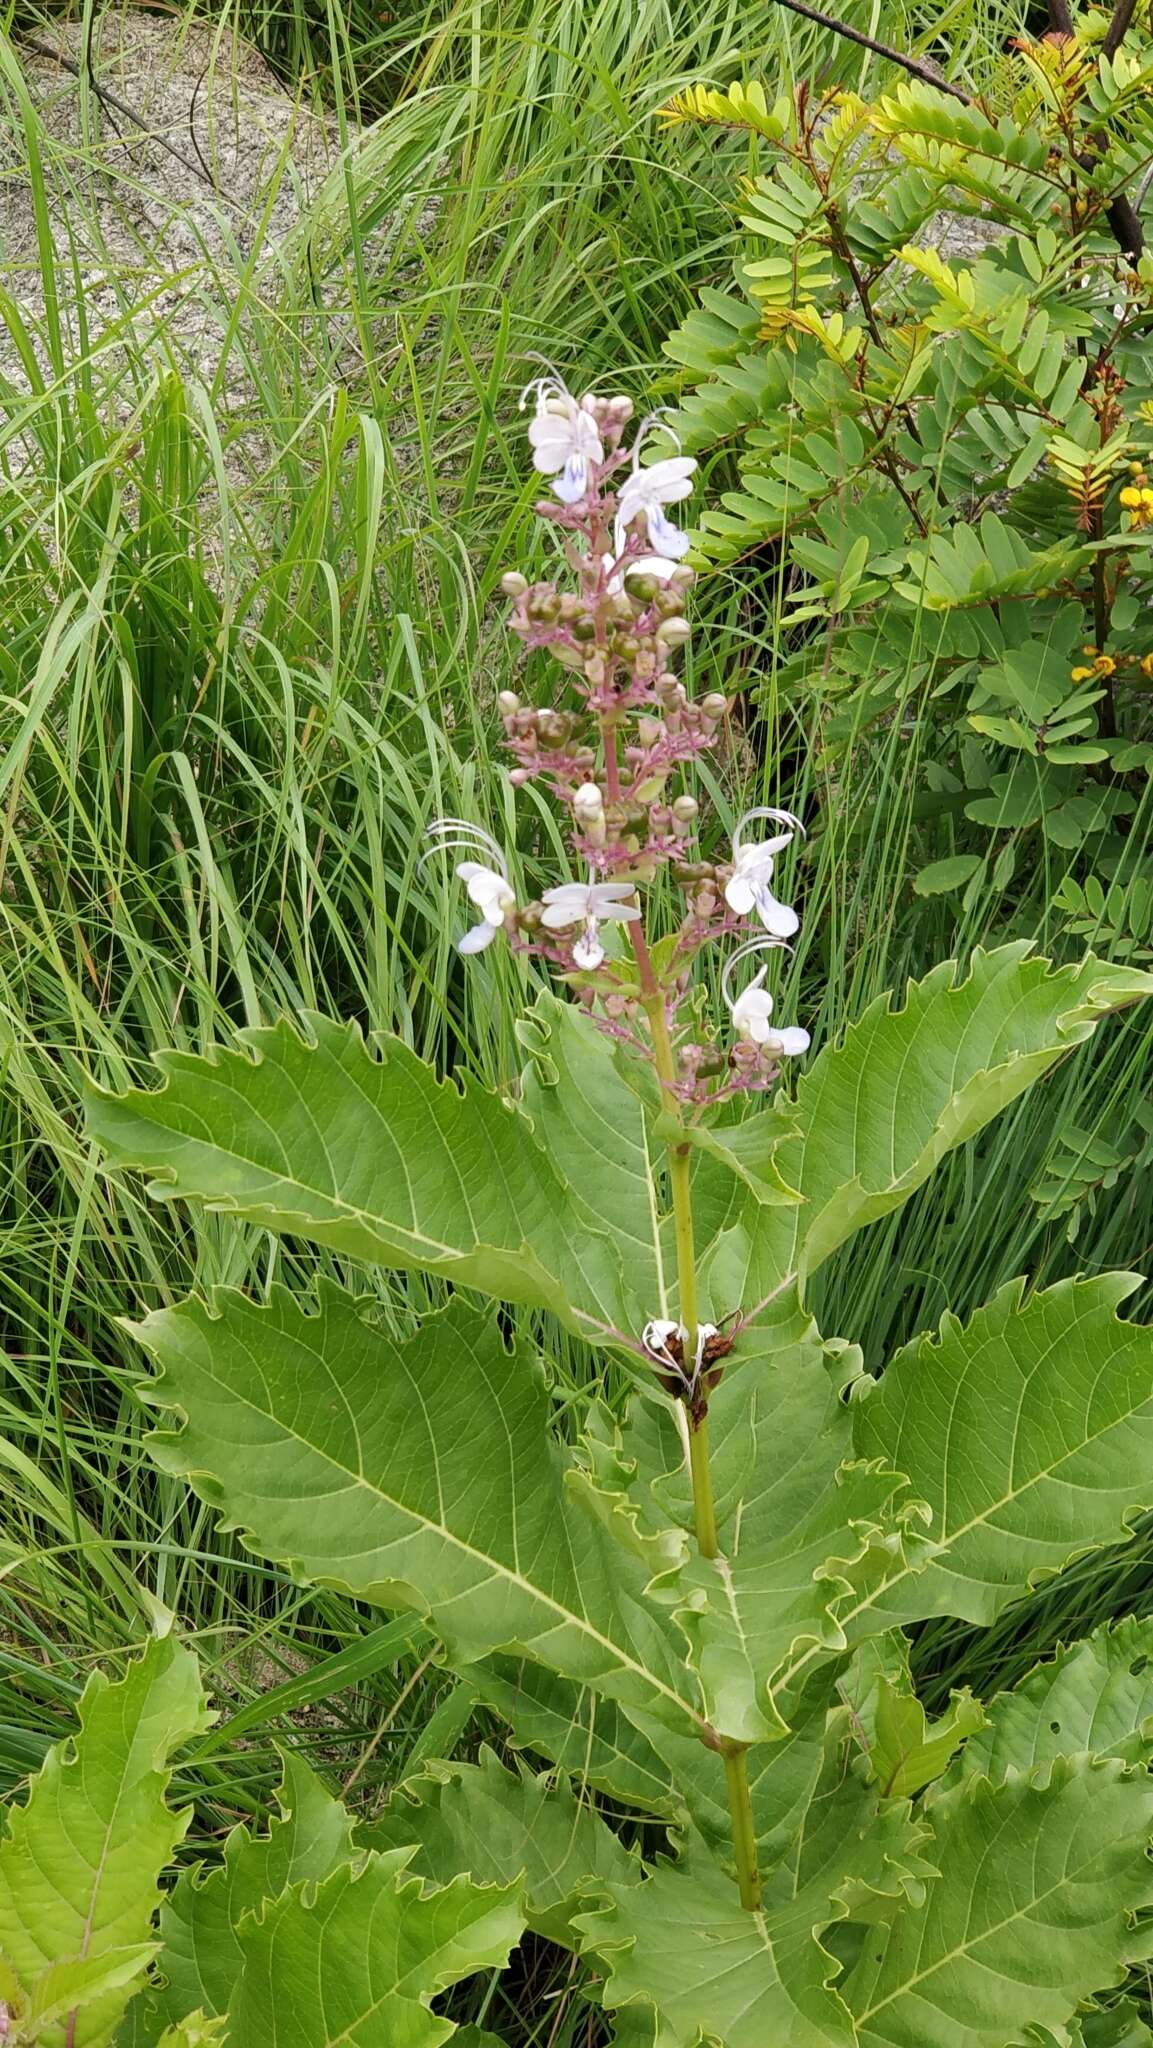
[{"x1": 0, "y1": 0, "x2": 1151, "y2": 2039}]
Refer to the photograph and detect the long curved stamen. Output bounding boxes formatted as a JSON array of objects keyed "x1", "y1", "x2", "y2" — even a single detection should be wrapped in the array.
[
  {"x1": 721, "y1": 935, "x2": 790, "y2": 1015},
  {"x1": 641, "y1": 1319, "x2": 681, "y2": 1371},
  {"x1": 421, "y1": 818, "x2": 510, "y2": 878},
  {"x1": 631, "y1": 407, "x2": 682, "y2": 465},
  {"x1": 732, "y1": 805, "x2": 805, "y2": 856},
  {"x1": 518, "y1": 355, "x2": 569, "y2": 412}
]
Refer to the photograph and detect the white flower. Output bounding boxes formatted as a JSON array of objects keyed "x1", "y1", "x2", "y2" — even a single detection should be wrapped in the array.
[
  {"x1": 641, "y1": 1319, "x2": 682, "y2": 1367},
  {"x1": 722, "y1": 939, "x2": 810, "y2": 1058},
  {"x1": 724, "y1": 806, "x2": 803, "y2": 937},
  {"x1": 642, "y1": 1316, "x2": 720, "y2": 1393},
  {"x1": 616, "y1": 438, "x2": 697, "y2": 560},
  {"x1": 424, "y1": 818, "x2": 516, "y2": 956},
  {"x1": 456, "y1": 861, "x2": 516, "y2": 953},
  {"x1": 540, "y1": 878, "x2": 641, "y2": 971},
  {"x1": 522, "y1": 375, "x2": 604, "y2": 505}
]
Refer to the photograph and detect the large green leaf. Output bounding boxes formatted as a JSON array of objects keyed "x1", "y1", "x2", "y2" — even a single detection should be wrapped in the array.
[
  {"x1": 465, "y1": 1658, "x2": 838, "y2": 1868},
  {"x1": 843, "y1": 1758, "x2": 1153, "y2": 2047},
  {"x1": 463, "y1": 1661, "x2": 682, "y2": 1820},
  {"x1": 154, "y1": 2021, "x2": 226, "y2": 2048},
  {"x1": 517, "y1": 997, "x2": 669, "y2": 1314},
  {"x1": 225, "y1": 1851, "x2": 523, "y2": 2048},
  {"x1": 703, "y1": 948, "x2": 1153, "y2": 1320},
  {"x1": 85, "y1": 1014, "x2": 638, "y2": 1346},
  {"x1": 151, "y1": 1751, "x2": 358, "y2": 2030},
  {"x1": 846, "y1": 1275, "x2": 1153, "y2": 1637},
  {"x1": 362, "y1": 1748, "x2": 639, "y2": 1946},
  {"x1": 582, "y1": 1746, "x2": 931, "y2": 2048},
  {"x1": 954, "y1": 1615, "x2": 1153, "y2": 1783},
  {"x1": 0, "y1": 1633, "x2": 209, "y2": 2048},
  {"x1": 135, "y1": 1286, "x2": 702, "y2": 1740},
  {"x1": 617, "y1": 1306, "x2": 926, "y2": 1742}
]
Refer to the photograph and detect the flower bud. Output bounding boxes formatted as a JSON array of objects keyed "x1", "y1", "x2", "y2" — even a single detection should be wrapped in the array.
[
  {"x1": 649, "y1": 804, "x2": 672, "y2": 833},
  {"x1": 497, "y1": 690, "x2": 520, "y2": 717},
  {"x1": 671, "y1": 794, "x2": 699, "y2": 823},
  {"x1": 636, "y1": 716, "x2": 663, "y2": 748},
  {"x1": 701, "y1": 692, "x2": 729, "y2": 721},
  {"x1": 656, "y1": 617, "x2": 691, "y2": 648},
  {"x1": 571, "y1": 615, "x2": 597, "y2": 642},
  {"x1": 537, "y1": 710, "x2": 572, "y2": 749},
  {"x1": 500, "y1": 571, "x2": 529, "y2": 597},
  {"x1": 573, "y1": 780, "x2": 605, "y2": 816},
  {"x1": 624, "y1": 570, "x2": 660, "y2": 603},
  {"x1": 573, "y1": 781, "x2": 607, "y2": 845}
]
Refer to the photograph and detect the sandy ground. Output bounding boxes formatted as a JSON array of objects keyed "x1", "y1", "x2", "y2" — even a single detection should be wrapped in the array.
[{"x1": 0, "y1": 8, "x2": 339, "y2": 399}]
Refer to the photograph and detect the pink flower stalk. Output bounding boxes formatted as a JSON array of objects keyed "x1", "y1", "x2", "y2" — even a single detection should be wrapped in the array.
[{"x1": 426, "y1": 371, "x2": 810, "y2": 1106}]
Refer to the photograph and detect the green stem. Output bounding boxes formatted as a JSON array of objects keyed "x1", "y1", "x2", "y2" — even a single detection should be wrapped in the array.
[
  {"x1": 687, "y1": 1411, "x2": 719, "y2": 1560},
  {"x1": 667, "y1": 1138, "x2": 699, "y2": 1351},
  {"x1": 724, "y1": 1747, "x2": 763, "y2": 1913},
  {"x1": 624, "y1": 850, "x2": 762, "y2": 1915}
]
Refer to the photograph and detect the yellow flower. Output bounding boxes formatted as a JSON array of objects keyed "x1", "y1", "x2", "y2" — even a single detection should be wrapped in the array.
[
  {"x1": 1070, "y1": 665, "x2": 1094, "y2": 681},
  {"x1": 1120, "y1": 487, "x2": 1142, "y2": 508}
]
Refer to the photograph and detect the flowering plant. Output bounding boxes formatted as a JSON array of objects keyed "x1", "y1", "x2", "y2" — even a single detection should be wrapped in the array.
[{"x1": 76, "y1": 378, "x2": 1153, "y2": 2048}]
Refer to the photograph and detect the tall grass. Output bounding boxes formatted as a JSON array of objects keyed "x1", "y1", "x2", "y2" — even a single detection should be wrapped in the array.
[{"x1": 0, "y1": 0, "x2": 1149, "y2": 2034}]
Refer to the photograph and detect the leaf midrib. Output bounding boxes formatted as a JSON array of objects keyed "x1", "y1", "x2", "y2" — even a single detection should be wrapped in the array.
[
  {"x1": 773, "y1": 1346, "x2": 1153, "y2": 1703},
  {"x1": 173, "y1": 1360, "x2": 703, "y2": 1733},
  {"x1": 855, "y1": 1816, "x2": 1122, "y2": 2026}
]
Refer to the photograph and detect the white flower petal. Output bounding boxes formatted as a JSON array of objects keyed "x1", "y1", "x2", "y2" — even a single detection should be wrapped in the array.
[
  {"x1": 753, "y1": 888, "x2": 799, "y2": 939},
  {"x1": 572, "y1": 930, "x2": 605, "y2": 970},
  {"x1": 724, "y1": 874, "x2": 757, "y2": 915},
  {"x1": 527, "y1": 421, "x2": 572, "y2": 470},
  {"x1": 553, "y1": 452, "x2": 590, "y2": 504},
  {"x1": 770, "y1": 1026, "x2": 810, "y2": 1057},
  {"x1": 458, "y1": 861, "x2": 515, "y2": 920},
  {"x1": 731, "y1": 986, "x2": 775, "y2": 1041},
  {"x1": 458, "y1": 919, "x2": 499, "y2": 955},
  {"x1": 644, "y1": 503, "x2": 690, "y2": 558}
]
